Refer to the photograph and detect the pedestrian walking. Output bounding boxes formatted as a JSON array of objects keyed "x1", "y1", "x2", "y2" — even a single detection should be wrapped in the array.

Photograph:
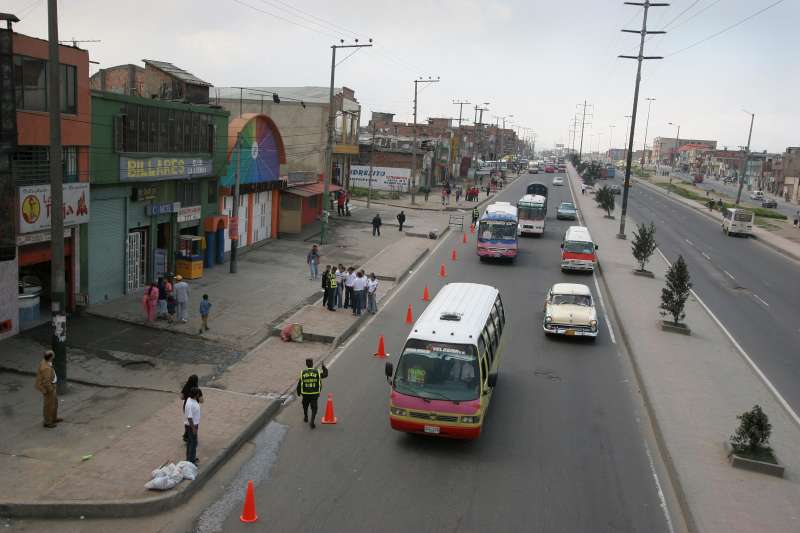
[
  {"x1": 396, "y1": 210, "x2": 406, "y2": 232},
  {"x1": 423, "y1": 188, "x2": 430, "y2": 202},
  {"x1": 173, "y1": 275, "x2": 189, "y2": 323},
  {"x1": 307, "y1": 244, "x2": 320, "y2": 280},
  {"x1": 455, "y1": 186, "x2": 462, "y2": 203},
  {"x1": 337, "y1": 191, "x2": 345, "y2": 216},
  {"x1": 326, "y1": 267, "x2": 337, "y2": 311},
  {"x1": 198, "y1": 294, "x2": 211, "y2": 333},
  {"x1": 34, "y1": 350, "x2": 61, "y2": 428},
  {"x1": 157, "y1": 277, "x2": 168, "y2": 319},
  {"x1": 184, "y1": 387, "x2": 201, "y2": 465},
  {"x1": 296, "y1": 359, "x2": 328, "y2": 429},
  {"x1": 794, "y1": 210, "x2": 799, "y2": 228},
  {"x1": 581, "y1": 183, "x2": 586, "y2": 195},
  {"x1": 180, "y1": 375, "x2": 203, "y2": 442},
  {"x1": 352, "y1": 270, "x2": 367, "y2": 316},
  {"x1": 367, "y1": 272, "x2": 379, "y2": 314},
  {"x1": 142, "y1": 281, "x2": 159, "y2": 321},
  {"x1": 445, "y1": 185, "x2": 451, "y2": 206},
  {"x1": 335, "y1": 264, "x2": 345, "y2": 308},
  {"x1": 344, "y1": 267, "x2": 355, "y2": 308},
  {"x1": 321, "y1": 265, "x2": 331, "y2": 307},
  {"x1": 372, "y1": 213, "x2": 382, "y2": 236}
]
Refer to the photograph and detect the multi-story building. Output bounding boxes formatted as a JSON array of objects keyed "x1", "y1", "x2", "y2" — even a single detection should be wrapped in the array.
[
  {"x1": 777, "y1": 147, "x2": 800, "y2": 202},
  {"x1": 652, "y1": 137, "x2": 717, "y2": 165},
  {"x1": 0, "y1": 22, "x2": 91, "y2": 338}
]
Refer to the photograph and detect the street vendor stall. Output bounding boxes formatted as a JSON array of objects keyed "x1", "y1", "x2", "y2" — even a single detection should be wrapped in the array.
[{"x1": 176, "y1": 235, "x2": 204, "y2": 279}]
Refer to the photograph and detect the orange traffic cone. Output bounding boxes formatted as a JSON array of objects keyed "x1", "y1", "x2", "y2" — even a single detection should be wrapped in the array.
[
  {"x1": 405, "y1": 304, "x2": 414, "y2": 324},
  {"x1": 240, "y1": 480, "x2": 258, "y2": 523},
  {"x1": 321, "y1": 393, "x2": 338, "y2": 424},
  {"x1": 374, "y1": 335, "x2": 389, "y2": 358},
  {"x1": 451, "y1": 248, "x2": 457, "y2": 261},
  {"x1": 462, "y1": 232, "x2": 467, "y2": 244},
  {"x1": 439, "y1": 263, "x2": 447, "y2": 278},
  {"x1": 421, "y1": 285, "x2": 430, "y2": 301}
]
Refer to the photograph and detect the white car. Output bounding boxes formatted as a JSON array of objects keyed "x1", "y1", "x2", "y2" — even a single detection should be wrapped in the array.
[
  {"x1": 749, "y1": 190, "x2": 764, "y2": 201},
  {"x1": 552, "y1": 176, "x2": 564, "y2": 186},
  {"x1": 543, "y1": 283, "x2": 598, "y2": 339}
]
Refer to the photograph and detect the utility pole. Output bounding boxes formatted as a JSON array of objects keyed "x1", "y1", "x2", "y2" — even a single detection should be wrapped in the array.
[
  {"x1": 531, "y1": 132, "x2": 537, "y2": 159},
  {"x1": 452, "y1": 100, "x2": 470, "y2": 127},
  {"x1": 640, "y1": 97, "x2": 655, "y2": 166},
  {"x1": 616, "y1": 0, "x2": 668, "y2": 240},
  {"x1": 668, "y1": 122, "x2": 680, "y2": 191},
  {"x1": 367, "y1": 122, "x2": 376, "y2": 208},
  {"x1": 577, "y1": 100, "x2": 593, "y2": 160},
  {"x1": 498, "y1": 114, "x2": 513, "y2": 168},
  {"x1": 47, "y1": 0, "x2": 67, "y2": 393},
  {"x1": 471, "y1": 103, "x2": 489, "y2": 176},
  {"x1": 608, "y1": 125, "x2": 616, "y2": 162},
  {"x1": 735, "y1": 111, "x2": 755, "y2": 206},
  {"x1": 321, "y1": 39, "x2": 373, "y2": 244},
  {"x1": 410, "y1": 76, "x2": 439, "y2": 204},
  {"x1": 230, "y1": 132, "x2": 241, "y2": 273}
]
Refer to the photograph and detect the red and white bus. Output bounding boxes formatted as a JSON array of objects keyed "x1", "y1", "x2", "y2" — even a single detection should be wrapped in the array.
[{"x1": 560, "y1": 226, "x2": 598, "y2": 272}]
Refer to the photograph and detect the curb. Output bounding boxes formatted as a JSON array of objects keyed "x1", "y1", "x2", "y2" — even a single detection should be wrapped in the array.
[{"x1": 0, "y1": 399, "x2": 282, "y2": 519}]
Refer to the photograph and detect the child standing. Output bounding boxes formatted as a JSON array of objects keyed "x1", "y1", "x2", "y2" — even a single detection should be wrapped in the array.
[{"x1": 199, "y1": 294, "x2": 211, "y2": 333}]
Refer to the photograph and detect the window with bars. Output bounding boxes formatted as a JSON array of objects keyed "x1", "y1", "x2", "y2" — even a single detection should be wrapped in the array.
[
  {"x1": 177, "y1": 180, "x2": 201, "y2": 206},
  {"x1": 12, "y1": 146, "x2": 78, "y2": 184},
  {"x1": 114, "y1": 103, "x2": 216, "y2": 154}
]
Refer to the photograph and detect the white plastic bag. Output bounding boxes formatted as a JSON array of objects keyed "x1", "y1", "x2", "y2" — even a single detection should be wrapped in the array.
[
  {"x1": 176, "y1": 460, "x2": 198, "y2": 480},
  {"x1": 144, "y1": 462, "x2": 188, "y2": 490}
]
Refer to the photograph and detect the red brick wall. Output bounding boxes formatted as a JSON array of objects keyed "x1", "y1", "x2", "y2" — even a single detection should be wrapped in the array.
[{"x1": 89, "y1": 65, "x2": 144, "y2": 95}]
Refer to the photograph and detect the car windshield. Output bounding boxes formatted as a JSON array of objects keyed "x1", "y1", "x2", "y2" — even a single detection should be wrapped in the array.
[
  {"x1": 479, "y1": 220, "x2": 517, "y2": 240},
  {"x1": 559, "y1": 203, "x2": 575, "y2": 211},
  {"x1": 518, "y1": 206, "x2": 546, "y2": 220},
  {"x1": 564, "y1": 240, "x2": 594, "y2": 254},
  {"x1": 394, "y1": 340, "x2": 480, "y2": 402},
  {"x1": 551, "y1": 293, "x2": 592, "y2": 306}
]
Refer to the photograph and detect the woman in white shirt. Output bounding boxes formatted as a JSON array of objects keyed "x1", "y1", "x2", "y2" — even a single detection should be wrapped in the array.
[{"x1": 366, "y1": 272, "x2": 379, "y2": 314}]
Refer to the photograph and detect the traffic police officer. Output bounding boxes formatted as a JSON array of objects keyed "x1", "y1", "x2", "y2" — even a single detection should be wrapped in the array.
[
  {"x1": 326, "y1": 270, "x2": 337, "y2": 311},
  {"x1": 296, "y1": 358, "x2": 328, "y2": 428},
  {"x1": 472, "y1": 207, "x2": 480, "y2": 225}
]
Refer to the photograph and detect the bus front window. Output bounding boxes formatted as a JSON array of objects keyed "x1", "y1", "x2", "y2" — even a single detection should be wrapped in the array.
[
  {"x1": 395, "y1": 340, "x2": 480, "y2": 402},
  {"x1": 479, "y1": 221, "x2": 517, "y2": 241}
]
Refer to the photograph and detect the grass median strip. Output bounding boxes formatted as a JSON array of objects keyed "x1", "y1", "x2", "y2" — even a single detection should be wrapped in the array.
[{"x1": 654, "y1": 182, "x2": 787, "y2": 220}]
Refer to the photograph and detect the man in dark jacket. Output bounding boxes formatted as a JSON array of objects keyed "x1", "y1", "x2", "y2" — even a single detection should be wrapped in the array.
[
  {"x1": 321, "y1": 265, "x2": 331, "y2": 307},
  {"x1": 372, "y1": 214, "x2": 382, "y2": 236},
  {"x1": 396, "y1": 210, "x2": 406, "y2": 231}
]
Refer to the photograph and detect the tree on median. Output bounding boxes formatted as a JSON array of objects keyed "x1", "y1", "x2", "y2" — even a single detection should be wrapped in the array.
[
  {"x1": 631, "y1": 222, "x2": 657, "y2": 272},
  {"x1": 595, "y1": 185, "x2": 615, "y2": 217},
  {"x1": 659, "y1": 255, "x2": 692, "y2": 325},
  {"x1": 731, "y1": 405, "x2": 772, "y2": 454}
]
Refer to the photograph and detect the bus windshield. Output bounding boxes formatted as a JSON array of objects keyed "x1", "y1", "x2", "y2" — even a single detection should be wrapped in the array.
[
  {"x1": 564, "y1": 240, "x2": 594, "y2": 254},
  {"x1": 479, "y1": 221, "x2": 517, "y2": 241},
  {"x1": 394, "y1": 340, "x2": 480, "y2": 402},
  {"x1": 518, "y1": 206, "x2": 546, "y2": 220}
]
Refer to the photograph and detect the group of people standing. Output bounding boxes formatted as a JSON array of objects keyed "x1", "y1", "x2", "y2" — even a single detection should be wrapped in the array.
[
  {"x1": 321, "y1": 264, "x2": 380, "y2": 315},
  {"x1": 141, "y1": 274, "x2": 190, "y2": 324}
]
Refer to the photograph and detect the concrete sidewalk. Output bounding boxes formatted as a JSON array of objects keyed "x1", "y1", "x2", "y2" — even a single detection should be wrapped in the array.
[
  {"x1": 568, "y1": 165, "x2": 800, "y2": 533},
  {"x1": 0, "y1": 217, "x2": 438, "y2": 518}
]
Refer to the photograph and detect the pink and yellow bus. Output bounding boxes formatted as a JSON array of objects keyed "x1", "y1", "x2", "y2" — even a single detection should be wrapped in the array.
[
  {"x1": 384, "y1": 283, "x2": 505, "y2": 439},
  {"x1": 477, "y1": 202, "x2": 519, "y2": 261}
]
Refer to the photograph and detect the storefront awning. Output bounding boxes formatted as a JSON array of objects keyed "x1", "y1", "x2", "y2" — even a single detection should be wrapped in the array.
[{"x1": 284, "y1": 182, "x2": 342, "y2": 198}]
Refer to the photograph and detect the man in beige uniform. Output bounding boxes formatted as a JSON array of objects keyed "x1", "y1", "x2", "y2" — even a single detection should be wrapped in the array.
[{"x1": 35, "y1": 350, "x2": 61, "y2": 428}]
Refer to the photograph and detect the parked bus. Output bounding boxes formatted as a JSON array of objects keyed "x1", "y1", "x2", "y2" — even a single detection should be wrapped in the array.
[
  {"x1": 384, "y1": 283, "x2": 505, "y2": 439},
  {"x1": 526, "y1": 182, "x2": 548, "y2": 201},
  {"x1": 560, "y1": 226, "x2": 598, "y2": 271},
  {"x1": 517, "y1": 194, "x2": 547, "y2": 236},
  {"x1": 477, "y1": 202, "x2": 519, "y2": 260}
]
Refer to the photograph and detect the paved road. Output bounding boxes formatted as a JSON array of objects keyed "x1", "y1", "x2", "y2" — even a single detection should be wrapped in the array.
[
  {"x1": 213, "y1": 172, "x2": 671, "y2": 532},
  {"x1": 616, "y1": 177, "x2": 800, "y2": 413}
]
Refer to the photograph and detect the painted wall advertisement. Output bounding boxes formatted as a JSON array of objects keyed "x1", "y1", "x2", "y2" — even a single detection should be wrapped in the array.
[
  {"x1": 349, "y1": 166, "x2": 410, "y2": 191},
  {"x1": 18, "y1": 183, "x2": 90, "y2": 234},
  {"x1": 120, "y1": 156, "x2": 213, "y2": 182}
]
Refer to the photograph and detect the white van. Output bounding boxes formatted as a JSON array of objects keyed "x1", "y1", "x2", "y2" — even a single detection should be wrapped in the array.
[
  {"x1": 722, "y1": 208, "x2": 754, "y2": 237},
  {"x1": 560, "y1": 226, "x2": 598, "y2": 271}
]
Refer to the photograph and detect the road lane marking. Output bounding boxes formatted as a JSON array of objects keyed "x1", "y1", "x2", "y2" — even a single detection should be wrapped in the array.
[
  {"x1": 701, "y1": 252, "x2": 711, "y2": 261},
  {"x1": 685, "y1": 239, "x2": 693, "y2": 246},
  {"x1": 753, "y1": 294, "x2": 770, "y2": 307},
  {"x1": 723, "y1": 270, "x2": 735, "y2": 280},
  {"x1": 656, "y1": 248, "x2": 800, "y2": 428},
  {"x1": 592, "y1": 274, "x2": 616, "y2": 344},
  {"x1": 645, "y1": 440, "x2": 676, "y2": 533}
]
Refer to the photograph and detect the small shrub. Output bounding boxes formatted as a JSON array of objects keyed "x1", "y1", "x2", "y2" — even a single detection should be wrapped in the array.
[
  {"x1": 659, "y1": 255, "x2": 692, "y2": 325},
  {"x1": 730, "y1": 405, "x2": 772, "y2": 453},
  {"x1": 631, "y1": 222, "x2": 657, "y2": 272},
  {"x1": 595, "y1": 186, "x2": 615, "y2": 216}
]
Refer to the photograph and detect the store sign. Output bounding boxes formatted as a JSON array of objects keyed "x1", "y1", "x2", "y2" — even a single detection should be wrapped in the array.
[
  {"x1": 16, "y1": 228, "x2": 71, "y2": 246},
  {"x1": 177, "y1": 205, "x2": 202, "y2": 223},
  {"x1": 120, "y1": 157, "x2": 214, "y2": 182},
  {"x1": 18, "y1": 183, "x2": 90, "y2": 234},
  {"x1": 349, "y1": 166, "x2": 410, "y2": 191},
  {"x1": 132, "y1": 185, "x2": 158, "y2": 201},
  {"x1": 146, "y1": 202, "x2": 181, "y2": 216}
]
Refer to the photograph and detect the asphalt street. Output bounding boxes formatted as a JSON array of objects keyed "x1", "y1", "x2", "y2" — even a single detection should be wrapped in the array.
[
  {"x1": 617, "y1": 177, "x2": 800, "y2": 412},
  {"x1": 215, "y1": 172, "x2": 672, "y2": 533}
]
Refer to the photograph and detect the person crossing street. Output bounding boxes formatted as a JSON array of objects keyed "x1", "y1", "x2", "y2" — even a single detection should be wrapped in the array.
[
  {"x1": 396, "y1": 210, "x2": 406, "y2": 232},
  {"x1": 296, "y1": 359, "x2": 329, "y2": 428}
]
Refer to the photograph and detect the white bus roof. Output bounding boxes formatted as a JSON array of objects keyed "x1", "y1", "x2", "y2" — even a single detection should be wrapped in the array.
[
  {"x1": 408, "y1": 283, "x2": 500, "y2": 346},
  {"x1": 518, "y1": 194, "x2": 546, "y2": 205},
  {"x1": 565, "y1": 225, "x2": 593, "y2": 242},
  {"x1": 484, "y1": 202, "x2": 518, "y2": 217}
]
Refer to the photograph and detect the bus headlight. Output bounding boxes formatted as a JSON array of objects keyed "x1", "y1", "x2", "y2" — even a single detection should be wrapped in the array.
[
  {"x1": 545, "y1": 316, "x2": 553, "y2": 324},
  {"x1": 590, "y1": 320, "x2": 598, "y2": 330},
  {"x1": 461, "y1": 415, "x2": 481, "y2": 424},
  {"x1": 390, "y1": 407, "x2": 407, "y2": 416}
]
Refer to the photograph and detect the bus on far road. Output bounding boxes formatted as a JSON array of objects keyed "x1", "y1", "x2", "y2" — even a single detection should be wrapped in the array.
[
  {"x1": 477, "y1": 202, "x2": 519, "y2": 261},
  {"x1": 384, "y1": 282, "x2": 505, "y2": 439},
  {"x1": 526, "y1": 181, "x2": 548, "y2": 201},
  {"x1": 517, "y1": 194, "x2": 547, "y2": 236}
]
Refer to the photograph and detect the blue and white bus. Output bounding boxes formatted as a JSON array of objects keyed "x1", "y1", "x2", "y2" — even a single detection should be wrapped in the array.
[{"x1": 477, "y1": 202, "x2": 518, "y2": 261}]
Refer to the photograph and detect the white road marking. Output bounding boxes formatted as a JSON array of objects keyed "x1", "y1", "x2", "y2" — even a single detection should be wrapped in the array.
[
  {"x1": 753, "y1": 294, "x2": 770, "y2": 307},
  {"x1": 645, "y1": 440, "x2": 677, "y2": 533},
  {"x1": 723, "y1": 270, "x2": 735, "y2": 280},
  {"x1": 685, "y1": 239, "x2": 693, "y2": 246},
  {"x1": 656, "y1": 248, "x2": 800, "y2": 428},
  {"x1": 701, "y1": 252, "x2": 711, "y2": 261},
  {"x1": 592, "y1": 274, "x2": 616, "y2": 345}
]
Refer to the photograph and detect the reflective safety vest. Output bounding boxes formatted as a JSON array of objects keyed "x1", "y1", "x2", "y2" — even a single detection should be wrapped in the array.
[
  {"x1": 329, "y1": 276, "x2": 337, "y2": 289},
  {"x1": 300, "y1": 368, "x2": 322, "y2": 395}
]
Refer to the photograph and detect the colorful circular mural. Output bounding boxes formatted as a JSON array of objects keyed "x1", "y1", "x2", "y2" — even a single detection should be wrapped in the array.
[{"x1": 221, "y1": 114, "x2": 285, "y2": 188}]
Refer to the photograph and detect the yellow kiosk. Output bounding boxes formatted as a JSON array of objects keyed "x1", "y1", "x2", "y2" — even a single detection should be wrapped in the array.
[{"x1": 176, "y1": 235, "x2": 205, "y2": 279}]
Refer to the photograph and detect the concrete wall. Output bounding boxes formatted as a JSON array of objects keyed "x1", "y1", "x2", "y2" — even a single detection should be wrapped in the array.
[{"x1": 0, "y1": 258, "x2": 19, "y2": 340}]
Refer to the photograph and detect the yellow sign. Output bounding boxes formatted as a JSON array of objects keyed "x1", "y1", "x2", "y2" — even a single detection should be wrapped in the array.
[{"x1": 21, "y1": 194, "x2": 41, "y2": 224}]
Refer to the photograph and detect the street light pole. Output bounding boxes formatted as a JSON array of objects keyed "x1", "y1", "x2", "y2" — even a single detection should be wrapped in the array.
[
  {"x1": 367, "y1": 122, "x2": 376, "y2": 208},
  {"x1": 735, "y1": 111, "x2": 755, "y2": 206},
  {"x1": 410, "y1": 76, "x2": 440, "y2": 204}
]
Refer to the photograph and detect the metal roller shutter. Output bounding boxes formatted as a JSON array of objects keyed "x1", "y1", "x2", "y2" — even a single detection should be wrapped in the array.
[{"x1": 88, "y1": 198, "x2": 126, "y2": 303}]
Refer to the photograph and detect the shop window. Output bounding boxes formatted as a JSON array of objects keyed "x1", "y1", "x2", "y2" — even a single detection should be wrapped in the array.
[
  {"x1": 207, "y1": 179, "x2": 218, "y2": 204},
  {"x1": 117, "y1": 103, "x2": 217, "y2": 154},
  {"x1": 59, "y1": 64, "x2": 77, "y2": 114}
]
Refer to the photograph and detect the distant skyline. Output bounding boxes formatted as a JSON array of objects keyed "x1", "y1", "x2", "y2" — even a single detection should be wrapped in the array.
[{"x1": 8, "y1": 0, "x2": 797, "y2": 153}]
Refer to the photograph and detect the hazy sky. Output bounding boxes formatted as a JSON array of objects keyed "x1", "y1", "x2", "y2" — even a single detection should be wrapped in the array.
[{"x1": 9, "y1": 0, "x2": 798, "y2": 153}]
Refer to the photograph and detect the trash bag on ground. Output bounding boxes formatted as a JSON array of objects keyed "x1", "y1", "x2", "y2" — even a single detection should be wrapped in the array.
[
  {"x1": 280, "y1": 323, "x2": 303, "y2": 342},
  {"x1": 144, "y1": 462, "x2": 189, "y2": 490},
  {"x1": 177, "y1": 460, "x2": 198, "y2": 480}
]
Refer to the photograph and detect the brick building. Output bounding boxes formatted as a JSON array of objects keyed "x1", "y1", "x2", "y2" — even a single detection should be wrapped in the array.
[{"x1": 90, "y1": 60, "x2": 211, "y2": 104}]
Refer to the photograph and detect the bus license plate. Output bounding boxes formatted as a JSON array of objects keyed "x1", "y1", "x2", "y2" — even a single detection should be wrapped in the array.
[
  {"x1": 565, "y1": 329, "x2": 576, "y2": 336},
  {"x1": 424, "y1": 425, "x2": 440, "y2": 434}
]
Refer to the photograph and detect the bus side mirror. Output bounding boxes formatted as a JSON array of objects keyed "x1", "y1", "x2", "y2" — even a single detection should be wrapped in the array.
[
  {"x1": 560, "y1": 243, "x2": 564, "y2": 249},
  {"x1": 595, "y1": 244, "x2": 599, "y2": 250},
  {"x1": 487, "y1": 373, "x2": 498, "y2": 388},
  {"x1": 384, "y1": 362, "x2": 394, "y2": 383}
]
